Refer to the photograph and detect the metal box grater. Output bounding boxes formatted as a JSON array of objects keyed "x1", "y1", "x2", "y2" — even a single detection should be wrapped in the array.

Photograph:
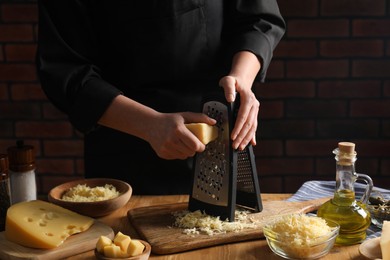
[{"x1": 188, "y1": 91, "x2": 263, "y2": 221}]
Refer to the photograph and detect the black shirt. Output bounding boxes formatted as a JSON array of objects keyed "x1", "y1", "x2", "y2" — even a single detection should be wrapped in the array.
[{"x1": 36, "y1": 0, "x2": 285, "y2": 194}]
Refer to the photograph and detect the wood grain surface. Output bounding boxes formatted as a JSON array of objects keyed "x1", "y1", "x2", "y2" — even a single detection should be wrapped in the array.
[
  {"x1": 0, "y1": 220, "x2": 114, "y2": 260},
  {"x1": 127, "y1": 197, "x2": 330, "y2": 255}
]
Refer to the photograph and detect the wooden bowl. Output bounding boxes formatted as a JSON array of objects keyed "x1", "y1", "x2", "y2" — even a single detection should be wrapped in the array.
[
  {"x1": 48, "y1": 178, "x2": 132, "y2": 217},
  {"x1": 94, "y1": 239, "x2": 151, "y2": 260}
]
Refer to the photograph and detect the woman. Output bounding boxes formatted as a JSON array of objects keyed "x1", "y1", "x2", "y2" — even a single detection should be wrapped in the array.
[{"x1": 36, "y1": 0, "x2": 285, "y2": 194}]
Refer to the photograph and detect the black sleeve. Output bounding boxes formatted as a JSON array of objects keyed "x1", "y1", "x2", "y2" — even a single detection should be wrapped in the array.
[
  {"x1": 36, "y1": 0, "x2": 122, "y2": 133},
  {"x1": 225, "y1": 0, "x2": 286, "y2": 82}
]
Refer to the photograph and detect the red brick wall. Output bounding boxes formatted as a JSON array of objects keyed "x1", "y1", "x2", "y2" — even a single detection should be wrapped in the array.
[{"x1": 0, "y1": 0, "x2": 389, "y2": 195}]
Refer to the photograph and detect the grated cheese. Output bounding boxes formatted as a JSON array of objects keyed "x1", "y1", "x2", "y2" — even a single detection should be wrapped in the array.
[
  {"x1": 264, "y1": 214, "x2": 336, "y2": 258},
  {"x1": 172, "y1": 209, "x2": 258, "y2": 236},
  {"x1": 61, "y1": 184, "x2": 120, "y2": 202}
]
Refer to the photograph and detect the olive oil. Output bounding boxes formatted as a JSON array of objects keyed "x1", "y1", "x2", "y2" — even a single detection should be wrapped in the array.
[{"x1": 317, "y1": 142, "x2": 373, "y2": 245}]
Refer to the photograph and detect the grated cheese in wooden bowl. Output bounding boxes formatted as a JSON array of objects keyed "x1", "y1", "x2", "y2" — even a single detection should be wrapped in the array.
[
  {"x1": 61, "y1": 184, "x2": 120, "y2": 202},
  {"x1": 172, "y1": 209, "x2": 259, "y2": 236}
]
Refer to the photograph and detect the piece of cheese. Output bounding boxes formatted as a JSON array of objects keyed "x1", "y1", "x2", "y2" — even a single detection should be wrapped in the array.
[
  {"x1": 5, "y1": 200, "x2": 94, "y2": 249},
  {"x1": 185, "y1": 123, "x2": 218, "y2": 145},
  {"x1": 104, "y1": 244, "x2": 122, "y2": 258},
  {"x1": 127, "y1": 239, "x2": 145, "y2": 257},
  {"x1": 113, "y1": 231, "x2": 131, "y2": 251},
  {"x1": 381, "y1": 221, "x2": 390, "y2": 260},
  {"x1": 96, "y1": 235, "x2": 113, "y2": 253}
]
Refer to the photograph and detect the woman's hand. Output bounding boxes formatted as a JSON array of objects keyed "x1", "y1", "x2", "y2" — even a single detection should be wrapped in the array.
[
  {"x1": 219, "y1": 76, "x2": 260, "y2": 150},
  {"x1": 144, "y1": 112, "x2": 216, "y2": 160},
  {"x1": 219, "y1": 51, "x2": 262, "y2": 150}
]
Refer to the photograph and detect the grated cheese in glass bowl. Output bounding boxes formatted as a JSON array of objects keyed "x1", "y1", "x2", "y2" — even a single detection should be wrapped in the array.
[{"x1": 263, "y1": 214, "x2": 339, "y2": 260}]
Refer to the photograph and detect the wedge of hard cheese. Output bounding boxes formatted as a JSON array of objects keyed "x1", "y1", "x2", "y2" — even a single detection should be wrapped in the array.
[
  {"x1": 185, "y1": 123, "x2": 218, "y2": 145},
  {"x1": 381, "y1": 220, "x2": 389, "y2": 260},
  {"x1": 5, "y1": 200, "x2": 94, "y2": 249}
]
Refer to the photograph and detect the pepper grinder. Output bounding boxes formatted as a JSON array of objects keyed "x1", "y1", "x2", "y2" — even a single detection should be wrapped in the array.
[
  {"x1": 0, "y1": 154, "x2": 11, "y2": 231},
  {"x1": 8, "y1": 140, "x2": 37, "y2": 204}
]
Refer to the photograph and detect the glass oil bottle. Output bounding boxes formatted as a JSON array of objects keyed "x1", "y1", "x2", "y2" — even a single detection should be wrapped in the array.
[{"x1": 317, "y1": 142, "x2": 373, "y2": 245}]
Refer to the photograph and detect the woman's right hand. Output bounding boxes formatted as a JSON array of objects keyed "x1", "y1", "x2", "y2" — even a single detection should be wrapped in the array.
[{"x1": 143, "y1": 111, "x2": 216, "y2": 160}]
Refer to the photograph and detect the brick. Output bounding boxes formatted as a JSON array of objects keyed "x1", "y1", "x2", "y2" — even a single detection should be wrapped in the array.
[
  {"x1": 372, "y1": 177, "x2": 390, "y2": 189},
  {"x1": 0, "y1": 121, "x2": 13, "y2": 137},
  {"x1": 385, "y1": 81, "x2": 390, "y2": 97},
  {"x1": 261, "y1": 120, "x2": 315, "y2": 138},
  {"x1": 0, "y1": 103, "x2": 40, "y2": 119},
  {"x1": 0, "y1": 44, "x2": 3, "y2": 61},
  {"x1": 258, "y1": 158, "x2": 313, "y2": 176},
  {"x1": 0, "y1": 83, "x2": 8, "y2": 100},
  {"x1": 381, "y1": 159, "x2": 390, "y2": 176},
  {"x1": 15, "y1": 121, "x2": 73, "y2": 138},
  {"x1": 274, "y1": 40, "x2": 317, "y2": 58},
  {"x1": 256, "y1": 81, "x2": 315, "y2": 98},
  {"x1": 0, "y1": 24, "x2": 34, "y2": 42},
  {"x1": 0, "y1": 64, "x2": 37, "y2": 81},
  {"x1": 1, "y1": 4, "x2": 38, "y2": 22},
  {"x1": 43, "y1": 140, "x2": 84, "y2": 157},
  {"x1": 318, "y1": 80, "x2": 381, "y2": 98},
  {"x1": 286, "y1": 100, "x2": 348, "y2": 118},
  {"x1": 387, "y1": 40, "x2": 390, "y2": 56},
  {"x1": 317, "y1": 119, "x2": 379, "y2": 138},
  {"x1": 286, "y1": 140, "x2": 339, "y2": 156},
  {"x1": 353, "y1": 140, "x2": 390, "y2": 157},
  {"x1": 256, "y1": 176, "x2": 283, "y2": 193},
  {"x1": 258, "y1": 100, "x2": 283, "y2": 119},
  {"x1": 265, "y1": 60, "x2": 284, "y2": 79},
  {"x1": 287, "y1": 19, "x2": 349, "y2": 38},
  {"x1": 253, "y1": 140, "x2": 283, "y2": 156},
  {"x1": 384, "y1": 120, "x2": 390, "y2": 137},
  {"x1": 316, "y1": 158, "x2": 335, "y2": 176},
  {"x1": 353, "y1": 19, "x2": 390, "y2": 37},
  {"x1": 36, "y1": 159, "x2": 75, "y2": 175},
  {"x1": 5, "y1": 43, "x2": 37, "y2": 62},
  {"x1": 351, "y1": 100, "x2": 390, "y2": 117},
  {"x1": 320, "y1": 40, "x2": 383, "y2": 57},
  {"x1": 11, "y1": 83, "x2": 46, "y2": 100},
  {"x1": 277, "y1": 0, "x2": 318, "y2": 17},
  {"x1": 75, "y1": 158, "x2": 85, "y2": 175},
  {"x1": 352, "y1": 60, "x2": 390, "y2": 78},
  {"x1": 42, "y1": 103, "x2": 68, "y2": 119},
  {"x1": 286, "y1": 60, "x2": 349, "y2": 78},
  {"x1": 321, "y1": 0, "x2": 385, "y2": 16}
]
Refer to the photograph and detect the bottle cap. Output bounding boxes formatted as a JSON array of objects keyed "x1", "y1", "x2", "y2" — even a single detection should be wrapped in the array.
[
  {"x1": 7, "y1": 140, "x2": 35, "y2": 172},
  {"x1": 338, "y1": 142, "x2": 355, "y2": 154}
]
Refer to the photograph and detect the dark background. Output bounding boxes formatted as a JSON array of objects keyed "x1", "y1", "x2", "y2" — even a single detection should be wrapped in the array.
[{"x1": 0, "y1": 0, "x2": 389, "y2": 195}]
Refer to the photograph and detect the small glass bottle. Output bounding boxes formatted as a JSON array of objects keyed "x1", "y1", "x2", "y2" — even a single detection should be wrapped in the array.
[
  {"x1": 317, "y1": 142, "x2": 373, "y2": 245},
  {"x1": 8, "y1": 140, "x2": 37, "y2": 204},
  {"x1": 0, "y1": 154, "x2": 11, "y2": 231}
]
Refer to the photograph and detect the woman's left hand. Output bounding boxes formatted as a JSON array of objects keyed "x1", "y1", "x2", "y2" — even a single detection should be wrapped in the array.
[{"x1": 219, "y1": 75, "x2": 260, "y2": 150}]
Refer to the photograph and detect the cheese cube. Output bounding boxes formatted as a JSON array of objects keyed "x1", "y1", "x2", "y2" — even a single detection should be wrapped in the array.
[
  {"x1": 113, "y1": 231, "x2": 131, "y2": 251},
  {"x1": 127, "y1": 239, "x2": 145, "y2": 257},
  {"x1": 104, "y1": 244, "x2": 122, "y2": 258},
  {"x1": 5, "y1": 200, "x2": 94, "y2": 249},
  {"x1": 185, "y1": 123, "x2": 218, "y2": 145},
  {"x1": 381, "y1": 221, "x2": 390, "y2": 260},
  {"x1": 96, "y1": 235, "x2": 113, "y2": 253}
]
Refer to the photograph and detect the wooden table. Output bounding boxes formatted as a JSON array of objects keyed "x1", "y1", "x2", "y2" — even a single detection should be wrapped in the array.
[{"x1": 67, "y1": 193, "x2": 365, "y2": 260}]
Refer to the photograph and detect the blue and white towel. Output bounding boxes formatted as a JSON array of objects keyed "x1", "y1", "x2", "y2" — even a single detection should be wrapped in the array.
[{"x1": 286, "y1": 180, "x2": 390, "y2": 240}]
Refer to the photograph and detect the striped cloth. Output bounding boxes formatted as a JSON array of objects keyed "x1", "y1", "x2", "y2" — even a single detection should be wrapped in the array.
[{"x1": 286, "y1": 180, "x2": 390, "y2": 240}]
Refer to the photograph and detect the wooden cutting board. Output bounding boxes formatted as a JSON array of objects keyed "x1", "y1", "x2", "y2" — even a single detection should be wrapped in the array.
[
  {"x1": 0, "y1": 220, "x2": 114, "y2": 260},
  {"x1": 127, "y1": 197, "x2": 330, "y2": 255}
]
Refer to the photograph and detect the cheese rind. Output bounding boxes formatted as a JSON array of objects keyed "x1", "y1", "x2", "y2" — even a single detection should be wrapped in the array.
[
  {"x1": 381, "y1": 221, "x2": 390, "y2": 260},
  {"x1": 5, "y1": 200, "x2": 94, "y2": 249},
  {"x1": 185, "y1": 123, "x2": 218, "y2": 145}
]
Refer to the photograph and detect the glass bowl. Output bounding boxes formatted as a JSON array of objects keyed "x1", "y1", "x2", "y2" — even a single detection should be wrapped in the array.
[{"x1": 263, "y1": 215, "x2": 340, "y2": 260}]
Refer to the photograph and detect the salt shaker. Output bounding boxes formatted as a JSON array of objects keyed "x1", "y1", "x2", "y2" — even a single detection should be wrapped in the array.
[
  {"x1": 0, "y1": 154, "x2": 11, "y2": 231},
  {"x1": 8, "y1": 140, "x2": 37, "y2": 204}
]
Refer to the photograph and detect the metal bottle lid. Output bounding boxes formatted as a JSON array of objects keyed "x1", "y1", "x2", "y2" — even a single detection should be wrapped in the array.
[{"x1": 7, "y1": 140, "x2": 35, "y2": 172}]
